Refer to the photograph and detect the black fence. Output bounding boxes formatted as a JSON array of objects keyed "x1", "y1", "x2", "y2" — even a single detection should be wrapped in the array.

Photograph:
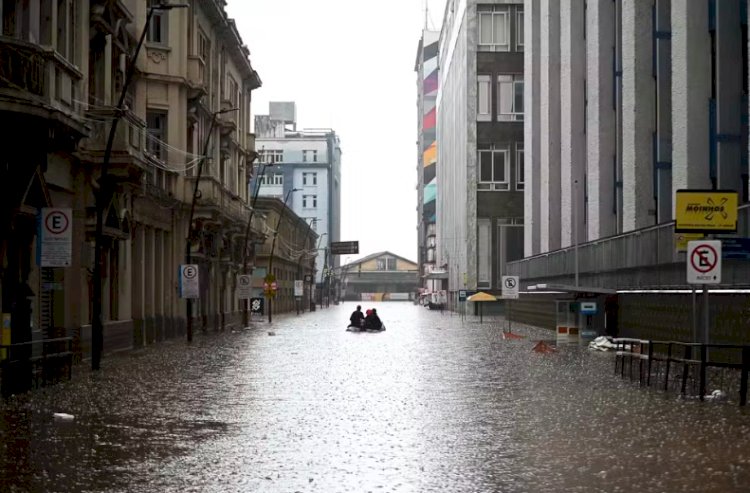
[
  {"x1": 614, "y1": 338, "x2": 750, "y2": 406},
  {"x1": 0, "y1": 337, "x2": 74, "y2": 397}
]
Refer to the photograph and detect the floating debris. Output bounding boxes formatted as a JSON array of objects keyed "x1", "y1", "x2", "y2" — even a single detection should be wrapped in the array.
[{"x1": 53, "y1": 413, "x2": 75, "y2": 421}]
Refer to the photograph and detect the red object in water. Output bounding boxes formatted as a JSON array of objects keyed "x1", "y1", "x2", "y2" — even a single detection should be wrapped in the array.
[
  {"x1": 502, "y1": 331, "x2": 525, "y2": 340},
  {"x1": 532, "y1": 341, "x2": 557, "y2": 354}
]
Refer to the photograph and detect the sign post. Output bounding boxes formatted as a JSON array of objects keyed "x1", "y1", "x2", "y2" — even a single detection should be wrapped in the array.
[
  {"x1": 501, "y1": 276, "x2": 519, "y2": 333},
  {"x1": 687, "y1": 240, "x2": 722, "y2": 346},
  {"x1": 39, "y1": 208, "x2": 73, "y2": 267},
  {"x1": 179, "y1": 264, "x2": 200, "y2": 299}
]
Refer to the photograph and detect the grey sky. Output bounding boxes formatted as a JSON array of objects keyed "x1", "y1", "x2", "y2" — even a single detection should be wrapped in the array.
[{"x1": 226, "y1": 0, "x2": 447, "y2": 263}]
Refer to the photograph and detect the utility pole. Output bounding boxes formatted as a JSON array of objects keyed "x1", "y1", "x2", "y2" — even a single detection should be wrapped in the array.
[
  {"x1": 240, "y1": 159, "x2": 268, "y2": 327},
  {"x1": 267, "y1": 188, "x2": 300, "y2": 323},
  {"x1": 184, "y1": 106, "x2": 238, "y2": 342},
  {"x1": 91, "y1": 1, "x2": 187, "y2": 370},
  {"x1": 296, "y1": 217, "x2": 316, "y2": 315}
]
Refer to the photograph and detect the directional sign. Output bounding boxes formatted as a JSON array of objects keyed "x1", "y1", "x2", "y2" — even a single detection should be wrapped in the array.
[
  {"x1": 687, "y1": 240, "x2": 722, "y2": 284},
  {"x1": 250, "y1": 297, "x2": 264, "y2": 315},
  {"x1": 179, "y1": 264, "x2": 200, "y2": 299},
  {"x1": 294, "y1": 280, "x2": 304, "y2": 297},
  {"x1": 330, "y1": 241, "x2": 359, "y2": 255},
  {"x1": 237, "y1": 274, "x2": 252, "y2": 300},
  {"x1": 501, "y1": 276, "x2": 520, "y2": 299},
  {"x1": 719, "y1": 237, "x2": 750, "y2": 259},
  {"x1": 39, "y1": 208, "x2": 72, "y2": 267}
]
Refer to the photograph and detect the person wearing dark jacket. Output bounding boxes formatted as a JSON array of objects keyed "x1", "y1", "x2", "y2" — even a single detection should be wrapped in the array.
[
  {"x1": 349, "y1": 305, "x2": 365, "y2": 328},
  {"x1": 364, "y1": 308, "x2": 383, "y2": 330}
]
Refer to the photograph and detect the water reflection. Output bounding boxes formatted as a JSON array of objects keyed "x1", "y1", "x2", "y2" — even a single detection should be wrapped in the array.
[{"x1": 0, "y1": 303, "x2": 747, "y2": 492}]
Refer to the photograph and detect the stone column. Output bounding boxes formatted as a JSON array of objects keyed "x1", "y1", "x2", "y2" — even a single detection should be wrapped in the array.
[
  {"x1": 621, "y1": 0, "x2": 655, "y2": 231},
  {"x1": 524, "y1": 0, "x2": 542, "y2": 256},
  {"x1": 540, "y1": 0, "x2": 561, "y2": 252},
  {"x1": 560, "y1": 0, "x2": 586, "y2": 247},
  {"x1": 716, "y1": 0, "x2": 743, "y2": 191},
  {"x1": 654, "y1": 0, "x2": 672, "y2": 223},
  {"x1": 672, "y1": 0, "x2": 712, "y2": 203},
  {"x1": 586, "y1": 0, "x2": 617, "y2": 241}
]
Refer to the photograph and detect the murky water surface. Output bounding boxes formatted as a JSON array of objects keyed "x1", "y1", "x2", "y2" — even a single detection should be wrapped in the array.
[{"x1": 0, "y1": 303, "x2": 748, "y2": 492}]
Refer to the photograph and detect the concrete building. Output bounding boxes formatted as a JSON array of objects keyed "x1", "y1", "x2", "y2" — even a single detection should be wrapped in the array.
[
  {"x1": 0, "y1": 0, "x2": 261, "y2": 383},
  {"x1": 252, "y1": 102, "x2": 342, "y2": 291},
  {"x1": 415, "y1": 29, "x2": 441, "y2": 294},
  {"x1": 337, "y1": 252, "x2": 419, "y2": 302},
  {"x1": 524, "y1": 0, "x2": 749, "y2": 255},
  {"x1": 436, "y1": 0, "x2": 525, "y2": 299}
]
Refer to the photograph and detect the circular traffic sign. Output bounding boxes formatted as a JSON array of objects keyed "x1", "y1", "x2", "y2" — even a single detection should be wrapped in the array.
[
  {"x1": 45, "y1": 210, "x2": 69, "y2": 235},
  {"x1": 271, "y1": 281, "x2": 278, "y2": 290},
  {"x1": 183, "y1": 265, "x2": 198, "y2": 279},
  {"x1": 690, "y1": 244, "x2": 718, "y2": 273},
  {"x1": 504, "y1": 277, "x2": 517, "y2": 289},
  {"x1": 239, "y1": 275, "x2": 250, "y2": 286}
]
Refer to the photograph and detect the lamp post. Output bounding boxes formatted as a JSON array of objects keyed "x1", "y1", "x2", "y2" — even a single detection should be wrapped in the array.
[
  {"x1": 240, "y1": 159, "x2": 269, "y2": 328},
  {"x1": 91, "y1": 1, "x2": 187, "y2": 370},
  {"x1": 184, "y1": 106, "x2": 239, "y2": 343},
  {"x1": 267, "y1": 187, "x2": 300, "y2": 323},
  {"x1": 312, "y1": 232, "x2": 326, "y2": 310},
  {"x1": 296, "y1": 217, "x2": 316, "y2": 315}
]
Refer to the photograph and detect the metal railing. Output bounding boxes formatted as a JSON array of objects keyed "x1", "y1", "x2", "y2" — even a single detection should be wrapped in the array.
[
  {"x1": 0, "y1": 337, "x2": 74, "y2": 396},
  {"x1": 614, "y1": 338, "x2": 750, "y2": 406}
]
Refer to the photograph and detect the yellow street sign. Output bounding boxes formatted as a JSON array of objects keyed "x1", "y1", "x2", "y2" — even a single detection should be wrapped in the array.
[{"x1": 675, "y1": 190, "x2": 738, "y2": 232}]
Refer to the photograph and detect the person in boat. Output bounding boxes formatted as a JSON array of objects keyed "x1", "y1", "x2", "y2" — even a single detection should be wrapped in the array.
[
  {"x1": 349, "y1": 305, "x2": 365, "y2": 328},
  {"x1": 364, "y1": 308, "x2": 383, "y2": 330}
]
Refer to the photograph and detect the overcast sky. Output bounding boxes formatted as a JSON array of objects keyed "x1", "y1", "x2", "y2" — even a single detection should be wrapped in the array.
[{"x1": 226, "y1": 0, "x2": 447, "y2": 263}]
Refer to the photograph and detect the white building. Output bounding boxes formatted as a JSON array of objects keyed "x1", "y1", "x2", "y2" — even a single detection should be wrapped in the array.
[
  {"x1": 524, "y1": 0, "x2": 749, "y2": 256},
  {"x1": 253, "y1": 102, "x2": 342, "y2": 284}
]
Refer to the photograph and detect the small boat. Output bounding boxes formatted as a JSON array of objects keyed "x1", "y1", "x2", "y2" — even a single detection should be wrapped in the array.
[{"x1": 346, "y1": 323, "x2": 386, "y2": 333}]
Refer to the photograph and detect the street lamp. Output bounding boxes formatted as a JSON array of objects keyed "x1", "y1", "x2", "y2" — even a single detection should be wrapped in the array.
[
  {"x1": 267, "y1": 187, "x2": 301, "y2": 323},
  {"x1": 91, "y1": 1, "x2": 187, "y2": 370},
  {"x1": 295, "y1": 217, "x2": 317, "y2": 315},
  {"x1": 184, "y1": 106, "x2": 239, "y2": 343},
  {"x1": 240, "y1": 158, "x2": 270, "y2": 328}
]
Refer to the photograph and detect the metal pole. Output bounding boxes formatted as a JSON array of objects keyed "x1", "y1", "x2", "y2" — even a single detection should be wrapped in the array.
[
  {"x1": 574, "y1": 179, "x2": 579, "y2": 287},
  {"x1": 241, "y1": 160, "x2": 268, "y2": 327},
  {"x1": 692, "y1": 287, "x2": 697, "y2": 342},
  {"x1": 92, "y1": 7, "x2": 157, "y2": 370},
  {"x1": 267, "y1": 188, "x2": 297, "y2": 323},
  {"x1": 703, "y1": 284, "x2": 710, "y2": 345}
]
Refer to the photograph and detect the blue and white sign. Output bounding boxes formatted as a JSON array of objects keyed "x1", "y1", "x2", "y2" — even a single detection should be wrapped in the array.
[
  {"x1": 458, "y1": 290, "x2": 467, "y2": 302},
  {"x1": 580, "y1": 302, "x2": 597, "y2": 315},
  {"x1": 179, "y1": 264, "x2": 200, "y2": 299}
]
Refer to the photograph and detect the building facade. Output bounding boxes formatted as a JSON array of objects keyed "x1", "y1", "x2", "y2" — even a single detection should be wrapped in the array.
[
  {"x1": 524, "y1": 0, "x2": 749, "y2": 255},
  {"x1": 415, "y1": 29, "x2": 440, "y2": 294},
  {"x1": 337, "y1": 252, "x2": 419, "y2": 302},
  {"x1": 436, "y1": 0, "x2": 525, "y2": 298},
  {"x1": 253, "y1": 102, "x2": 342, "y2": 288},
  {"x1": 0, "y1": 0, "x2": 260, "y2": 383}
]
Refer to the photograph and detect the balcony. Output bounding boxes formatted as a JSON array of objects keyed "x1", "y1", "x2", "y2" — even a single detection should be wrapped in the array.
[
  {"x1": 186, "y1": 56, "x2": 207, "y2": 98},
  {"x1": 0, "y1": 36, "x2": 86, "y2": 135},
  {"x1": 78, "y1": 107, "x2": 148, "y2": 182},
  {"x1": 218, "y1": 100, "x2": 238, "y2": 136},
  {"x1": 245, "y1": 132, "x2": 256, "y2": 155},
  {"x1": 185, "y1": 175, "x2": 250, "y2": 225}
]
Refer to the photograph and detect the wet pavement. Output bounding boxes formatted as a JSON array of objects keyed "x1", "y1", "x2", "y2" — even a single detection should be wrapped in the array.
[{"x1": 0, "y1": 302, "x2": 748, "y2": 492}]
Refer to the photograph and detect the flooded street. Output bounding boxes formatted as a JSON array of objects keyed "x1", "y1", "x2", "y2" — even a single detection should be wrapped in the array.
[{"x1": 0, "y1": 303, "x2": 748, "y2": 492}]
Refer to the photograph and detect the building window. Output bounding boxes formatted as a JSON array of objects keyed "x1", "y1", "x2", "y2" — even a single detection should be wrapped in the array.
[
  {"x1": 478, "y1": 5, "x2": 509, "y2": 52},
  {"x1": 259, "y1": 173, "x2": 283, "y2": 186},
  {"x1": 478, "y1": 75, "x2": 492, "y2": 122},
  {"x1": 259, "y1": 149, "x2": 283, "y2": 164},
  {"x1": 146, "y1": 110, "x2": 168, "y2": 161},
  {"x1": 376, "y1": 257, "x2": 397, "y2": 271},
  {"x1": 478, "y1": 146, "x2": 510, "y2": 191},
  {"x1": 302, "y1": 172, "x2": 317, "y2": 186},
  {"x1": 516, "y1": 145, "x2": 525, "y2": 190},
  {"x1": 516, "y1": 8, "x2": 524, "y2": 51},
  {"x1": 198, "y1": 30, "x2": 210, "y2": 61},
  {"x1": 302, "y1": 150, "x2": 318, "y2": 163},
  {"x1": 498, "y1": 75, "x2": 524, "y2": 121},
  {"x1": 497, "y1": 221, "x2": 524, "y2": 282},
  {"x1": 478, "y1": 218, "x2": 491, "y2": 288},
  {"x1": 303, "y1": 195, "x2": 317, "y2": 209},
  {"x1": 227, "y1": 76, "x2": 239, "y2": 106},
  {"x1": 147, "y1": 0, "x2": 168, "y2": 44},
  {"x1": 56, "y1": 0, "x2": 76, "y2": 62}
]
